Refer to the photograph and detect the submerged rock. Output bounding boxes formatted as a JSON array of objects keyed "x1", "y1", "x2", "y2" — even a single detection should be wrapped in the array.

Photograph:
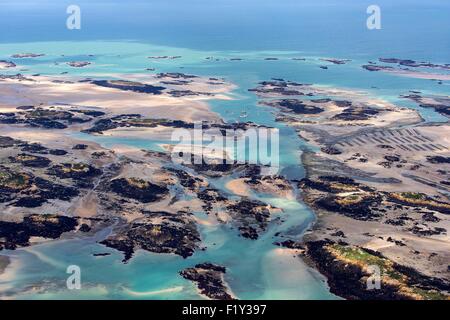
[
  {"x1": 0, "y1": 167, "x2": 77, "y2": 207},
  {"x1": 20, "y1": 143, "x2": 49, "y2": 154},
  {"x1": 0, "y1": 108, "x2": 94, "y2": 130}
]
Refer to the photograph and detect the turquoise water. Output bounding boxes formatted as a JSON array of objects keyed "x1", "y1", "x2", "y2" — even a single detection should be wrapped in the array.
[{"x1": 0, "y1": 1, "x2": 449, "y2": 299}]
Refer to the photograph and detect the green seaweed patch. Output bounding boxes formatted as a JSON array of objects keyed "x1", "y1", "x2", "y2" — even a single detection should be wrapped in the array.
[
  {"x1": 315, "y1": 193, "x2": 382, "y2": 221},
  {"x1": 328, "y1": 244, "x2": 404, "y2": 281},
  {"x1": 47, "y1": 163, "x2": 102, "y2": 180},
  {"x1": 0, "y1": 170, "x2": 30, "y2": 190},
  {"x1": 299, "y1": 176, "x2": 374, "y2": 194},
  {"x1": 388, "y1": 192, "x2": 450, "y2": 214}
]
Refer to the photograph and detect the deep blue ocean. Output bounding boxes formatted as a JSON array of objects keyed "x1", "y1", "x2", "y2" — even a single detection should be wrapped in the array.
[{"x1": 1, "y1": 0, "x2": 449, "y2": 60}]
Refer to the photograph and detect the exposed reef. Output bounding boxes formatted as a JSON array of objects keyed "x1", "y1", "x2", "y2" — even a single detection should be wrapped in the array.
[
  {"x1": 0, "y1": 255, "x2": 10, "y2": 274},
  {"x1": 261, "y1": 99, "x2": 324, "y2": 114},
  {"x1": 378, "y1": 58, "x2": 450, "y2": 70},
  {"x1": 82, "y1": 114, "x2": 264, "y2": 135},
  {"x1": 0, "y1": 107, "x2": 95, "y2": 130},
  {"x1": 300, "y1": 175, "x2": 449, "y2": 224},
  {"x1": 249, "y1": 78, "x2": 450, "y2": 299},
  {"x1": 180, "y1": 263, "x2": 235, "y2": 300},
  {"x1": 362, "y1": 65, "x2": 394, "y2": 72},
  {"x1": 109, "y1": 177, "x2": 169, "y2": 203},
  {"x1": 148, "y1": 56, "x2": 181, "y2": 60},
  {"x1": 156, "y1": 72, "x2": 197, "y2": 79},
  {"x1": 401, "y1": 94, "x2": 450, "y2": 117},
  {"x1": 67, "y1": 61, "x2": 91, "y2": 68},
  {"x1": 100, "y1": 212, "x2": 200, "y2": 262},
  {"x1": 362, "y1": 58, "x2": 450, "y2": 80},
  {"x1": 91, "y1": 80, "x2": 166, "y2": 94},
  {"x1": 0, "y1": 166, "x2": 79, "y2": 208},
  {"x1": 302, "y1": 240, "x2": 449, "y2": 300},
  {"x1": 48, "y1": 162, "x2": 102, "y2": 181},
  {"x1": 0, "y1": 60, "x2": 16, "y2": 69},
  {"x1": 226, "y1": 199, "x2": 273, "y2": 240},
  {"x1": 319, "y1": 58, "x2": 351, "y2": 65},
  {"x1": 0, "y1": 214, "x2": 78, "y2": 250},
  {"x1": 11, "y1": 53, "x2": 45, "y2": 58},
  {"x1": 9, "y1": 153, "x2": 52, "y2": 168}
]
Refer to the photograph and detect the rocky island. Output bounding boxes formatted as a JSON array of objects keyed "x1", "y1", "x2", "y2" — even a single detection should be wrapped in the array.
[
  {"x1": 0, "y1": 61, "x2": 16, "y2": 69},
  {"x1": 250, "y1": 79, "x2": 450, "y2": 300},
  {"x1": 0, "y1": 46, "x2": 448, "y2": 301},
  {"x1": 180, "y1": 263, "x2": 235, "y2": 300},
  {"x1": 362, "y1": 58, "x2": 450, "y2": 81}
]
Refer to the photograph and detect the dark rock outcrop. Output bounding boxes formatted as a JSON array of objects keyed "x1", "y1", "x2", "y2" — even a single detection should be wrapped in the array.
[
  {"x1": 180, "y1": 263, "x2": 235, "y2": 300},
  {"x1": 100, "y1": 214, "x2": 200, "y2": 262},
  {"x1": 91, "y1": 80, "x2": 165, "y2": 94},
  {"x1": 109, "y1": 178, "x2": 169, "y2": 203},
  {"x1": 0, "y1": 214, "x2": 78, "y2": 250},
  {"x1": 305, "y1": 240, "x2": 450, "y2": 300},
  {"x1": 9, "y1": 153, "x2": 51, "y2": 168}
]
